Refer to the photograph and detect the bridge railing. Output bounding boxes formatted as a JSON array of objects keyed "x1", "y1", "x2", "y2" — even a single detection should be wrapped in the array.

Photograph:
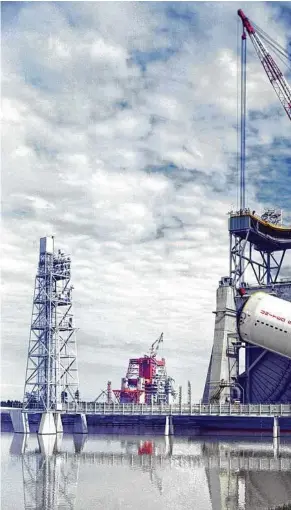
[
  {"x1": 62, "y1": 402, "x2": 291, "y2": 416},
  {"x1": 2, "y1": 402, "x2": 291, "y2": 416}
]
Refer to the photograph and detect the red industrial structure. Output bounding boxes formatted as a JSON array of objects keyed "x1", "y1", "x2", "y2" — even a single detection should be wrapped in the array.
[{"x1": 112, "y1": 333, "x2": 176, "y2": 404}]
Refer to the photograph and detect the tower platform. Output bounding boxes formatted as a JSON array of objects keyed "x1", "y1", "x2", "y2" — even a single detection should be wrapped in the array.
[{"x1": 229, "y1": 211, "x2": 291, "y2": 251}]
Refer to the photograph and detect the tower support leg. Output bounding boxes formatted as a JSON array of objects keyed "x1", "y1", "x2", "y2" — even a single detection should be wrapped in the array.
[
  {"x1": 165, "y1": 415, "x2": 174, "y2": 436},
  {"x1": 10, "y1": 410, "x2": 30, "y2": 434},
  {"x1": 273, "y1": 416, "x2": 280, "y2": 438},
  {"x1": 38, "y1": 412, "x2": 57, "y2": 435},
  {"x1": 54, "y1": 413, "x2": 63, "y2": 433},
  {"x1": 74, "y1": 414, "x2": 88, "y2": 434}
]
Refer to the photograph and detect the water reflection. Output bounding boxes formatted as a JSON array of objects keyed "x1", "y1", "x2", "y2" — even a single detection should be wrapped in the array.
[
  {"x1": 7, "y1": 433, "x2": 291, "y2": 510},
  {"x1": 16, "y1": 435, "x2": 79, "y2": 510}
]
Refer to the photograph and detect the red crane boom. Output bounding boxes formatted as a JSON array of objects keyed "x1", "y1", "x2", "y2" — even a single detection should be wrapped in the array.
[{"x1": 238, "y1": 9, "x2": 291, "y2": 121}]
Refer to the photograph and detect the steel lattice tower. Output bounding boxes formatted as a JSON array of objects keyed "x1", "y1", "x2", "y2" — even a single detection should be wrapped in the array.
[{"x1": 23, "y1": 237, "x2": 79, "y2": 411}]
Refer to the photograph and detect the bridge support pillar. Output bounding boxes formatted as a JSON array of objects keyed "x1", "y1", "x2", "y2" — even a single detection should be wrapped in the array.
[
  {"x1": 54, "y1": 413, "x2": 63, "y2": 433},
  {"x1": 273, "y1": 416, "x2": 280, "y2": 438},
  {"x1": 38, "y1": 412, "x2": 57, "y2": 435},
  {"x1": 165, "y1": 415, "x2": 174, "y2": 436},
  {"x1": 74, "y1": 413, "x2": 88, "y2": 434},
  {"x1": 10, "y1": 410, "x2": 29, "y2": 434}
]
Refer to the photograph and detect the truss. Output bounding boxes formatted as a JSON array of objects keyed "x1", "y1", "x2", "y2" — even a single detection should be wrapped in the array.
[
  {"x1": 23, "y1": 237, "x2": 79, "y2": 411},
  {"x1": 230, "y1": 233, "x2": 286, "y2": 288}
]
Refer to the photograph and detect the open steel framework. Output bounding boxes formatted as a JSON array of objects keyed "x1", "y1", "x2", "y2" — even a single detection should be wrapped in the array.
[
  {"x1": 229, "y1": 211, "x2": 290, "y2": 288},
  {"x1": 23, "y1": 237, "x2": 79, "y2": 411},
  {"x1": 203, "y1": 208, "x2": 291, "y2": 405},
  {"x1": 229, "y1": 211, "x2": 291, "y2": 403}
]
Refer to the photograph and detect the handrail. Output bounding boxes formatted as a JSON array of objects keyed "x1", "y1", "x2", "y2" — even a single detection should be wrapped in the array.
[
  {"x1": 2, "y1": 402, "x2": 291, "y2": 417},
  {"x1": 230, "y1": 211, "x2": 291, "y2": 232}
]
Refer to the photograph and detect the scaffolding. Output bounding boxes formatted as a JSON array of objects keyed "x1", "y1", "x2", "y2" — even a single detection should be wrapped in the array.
[{"x1": 23, "y1": 237, "x2": 79, "y2": 411}]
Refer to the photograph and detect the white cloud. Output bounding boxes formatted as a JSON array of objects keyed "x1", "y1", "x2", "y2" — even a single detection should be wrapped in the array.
[{"x1": 1, "y1": 1, "x2": 290, "y2": 401}]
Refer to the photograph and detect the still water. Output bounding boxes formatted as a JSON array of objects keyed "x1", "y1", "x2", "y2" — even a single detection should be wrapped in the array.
[{"x1": 1, "y1": 432, "x2": 291, "y2": 510}]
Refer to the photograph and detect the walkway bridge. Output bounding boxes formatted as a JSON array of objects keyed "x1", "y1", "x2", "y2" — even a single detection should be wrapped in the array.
[
  {"x1": 3, "y1": 402, "x2": 291, "y2": 435},
  {"x1": 3, "y1": 402, "x2": 291, "y2": 417}
]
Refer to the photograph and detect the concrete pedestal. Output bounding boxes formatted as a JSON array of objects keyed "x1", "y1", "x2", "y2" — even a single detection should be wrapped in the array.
[
  {"x1": 54, "y1": 413, "x2": 63, "y2": 433},
  {"x1": 10, "y1": 410, "x2": 30, "y2": 434},
  {"x1": 74, "y1": 414, "x2": 88, "y2": 434},
  {"x1": 38, "y1": 413, "x2": 57, "y2": 435},
  {"x1": 165, "y1": 416, "x2": 174, "y2": 436}
]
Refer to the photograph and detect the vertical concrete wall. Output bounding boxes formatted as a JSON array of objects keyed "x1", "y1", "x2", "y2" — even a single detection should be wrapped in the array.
[
  {"x1": 205, "y1": 278, "x2": 237, "y2": 403},
  {"x1": 54, "y1": 413, "x2": 63, "y2": 433},
  {"x1": 10, "y1": 410, "x2": 30, "y2": 434}
]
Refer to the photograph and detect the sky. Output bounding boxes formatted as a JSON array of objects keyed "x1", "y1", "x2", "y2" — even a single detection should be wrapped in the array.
[{"x1": 1, "y1": 1, "x2": 291, "y2": 402}]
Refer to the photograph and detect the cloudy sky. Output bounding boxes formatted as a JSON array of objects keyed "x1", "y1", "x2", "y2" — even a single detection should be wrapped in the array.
[{"x1": 2, "y1": 1, "x2": 291, "y2": 402}]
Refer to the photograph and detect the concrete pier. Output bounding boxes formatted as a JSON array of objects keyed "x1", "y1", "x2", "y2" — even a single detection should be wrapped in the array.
[
  {"x1": 10, "y1": 410, "x2": 29, "y2": 434},
  {"x1": 74, "y1": 413, "x2": 88, "y2": 434},
  {"x1": 38, "y1": 413, "x2": 57, "y2": 435},
  {"x1": 164, "y1": 415, "x2": 174, "y2": 436},
  {"x1": 203, "y1": 278, "x2": 237, "y2": 404},
  {"x1": 54, "y1": 413, "x2": 63, "y2": 433}
]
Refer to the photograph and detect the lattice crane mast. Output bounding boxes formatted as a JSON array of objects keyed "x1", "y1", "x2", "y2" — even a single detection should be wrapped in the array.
[
  {"x1": 149, "y1": 332, "x2": 163, "y2": 358},
  {"x1": 238, "y1": 9, "x2": 291, "y2": 121}
]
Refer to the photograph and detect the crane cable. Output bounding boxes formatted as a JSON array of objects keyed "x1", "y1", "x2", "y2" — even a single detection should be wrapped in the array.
[
  {"x1": 250, "y1": 19, "x2": 290, "y2": 211},
  {"x1": 252, "y1": 21, "x2": 291, "y2": 60},
  {"x1": 257, "y1": 31, "x2": 291, "y2": 71},
  {"x1": 251, "y1": 20, "x2": 291, "y2": 72}
]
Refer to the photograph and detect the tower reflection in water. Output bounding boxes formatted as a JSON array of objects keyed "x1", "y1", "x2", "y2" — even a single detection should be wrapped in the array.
[
  {"x1": 9, "y1": 433, "x2": 291, "y2": 510},
  {"x1": 10, "y1": 434, "x2": 81, "y2": 510}
]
